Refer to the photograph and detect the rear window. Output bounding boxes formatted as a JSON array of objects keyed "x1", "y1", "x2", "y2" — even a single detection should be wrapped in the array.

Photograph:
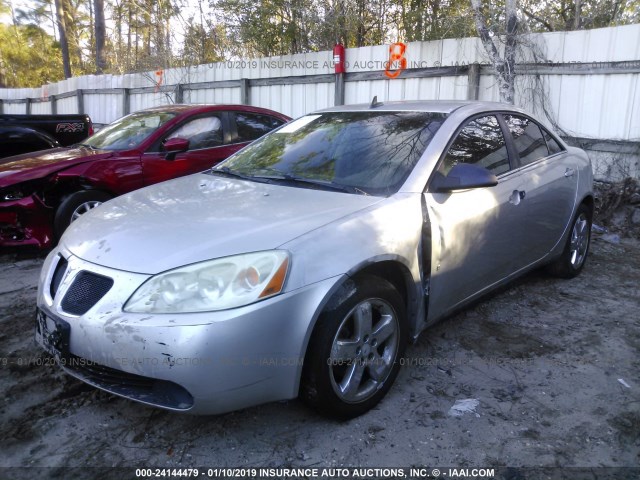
[
  {"x1": 235, "y1": 113, "x2": 285, "y2": 142},
  {"x1": 219, "y1": 111, "x2": 447, "y2": 196},
  {"x1": 504, "y1": 114, "x2": 551, "y2": 166},
  {"x1": 541, "y1": 127, "x2": 564, "y2": 155}
]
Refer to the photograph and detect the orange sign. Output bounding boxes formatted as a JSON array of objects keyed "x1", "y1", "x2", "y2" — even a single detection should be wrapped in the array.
[
  {"x1": 154, "y1": 70, "x2": 164, "y2": 92},
  {"x1": 384, "y1": 43, "x2": 407, "y2": 79}
]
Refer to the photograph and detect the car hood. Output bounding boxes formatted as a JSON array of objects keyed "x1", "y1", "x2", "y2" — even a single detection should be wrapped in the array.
[
  {"x1": 62, "y1": 174, "x2": 383, "y2": 274},
  {"x1": 0, "y1": 147, "x2": 111, "y2": 187}
]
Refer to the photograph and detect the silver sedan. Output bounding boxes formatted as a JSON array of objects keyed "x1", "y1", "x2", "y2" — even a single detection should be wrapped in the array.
[{"x1": 35, "y1": 101, "x2": 593, "y2": 419}]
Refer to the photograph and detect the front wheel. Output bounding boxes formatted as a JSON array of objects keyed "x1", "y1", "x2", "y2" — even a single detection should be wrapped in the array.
[
  {"x1": 301, "y1": 275, "x2": 407, "y2": 419},
  {"x1": 54, "y1": 190, "x2": 112, "y2": 239},
  {"x1": 547, "y1": 203, "x2": 592, "y2": 278}
]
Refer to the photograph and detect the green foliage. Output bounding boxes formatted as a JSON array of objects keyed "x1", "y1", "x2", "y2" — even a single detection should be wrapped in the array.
[
  {"x1": 215, "y1": 0, "x2": 317, "y2": 56},
  {"x1": 179, "y1": 22, "x2": 226, "y2": 66},
  {"x1": 393, "y1": 0, "x2": 477, "y2": 42},
  {"x1": 1, "y1": 0, "x2": 639, "y2": 87},
  {"x1": 521, "y1": 0, "x2": 640, "y2": 31},
  {"x1": 0, "y1": 23, "x2": 64, "y2": 87}
]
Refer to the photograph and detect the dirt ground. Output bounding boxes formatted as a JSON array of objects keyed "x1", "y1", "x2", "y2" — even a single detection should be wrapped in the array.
[{"x1": 1, "y1": 233, "x2": 639, "y2": 476}]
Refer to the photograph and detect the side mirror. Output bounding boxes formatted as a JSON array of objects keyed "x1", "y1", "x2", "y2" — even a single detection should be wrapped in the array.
[
  {"x1": 431, "y1": 163, "x2": 498, "y2": 192},
  {"x1": 163, "y1": 137, "x2": 189, "y2": 161}
]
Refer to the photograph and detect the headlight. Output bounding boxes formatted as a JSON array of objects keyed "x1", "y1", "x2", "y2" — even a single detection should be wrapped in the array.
[
  {"x1": 0, "y1": 181, "x2": 40, "y2": 201},
  {"x1": 1, "y1": 188, "x2": 26, "y2": 201},
  {"x1": 124, "y1": 251, "x2": 290, "y2": 313}
]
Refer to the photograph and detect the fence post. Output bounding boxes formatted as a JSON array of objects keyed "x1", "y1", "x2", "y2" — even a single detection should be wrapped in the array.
[
  {"x1": 76, "y1": 89, "x2": 85, "y2": 113},
  {"x1": 121, "y1": 88, "x2": 129, "y2": 116},
  {"x1": 240, "y1": 78, "x2": 250, "y2": 105},
  {"x1": 50, "y1": 94, "x2": 57, "y2": 114},
  {"x1": 175, "y1": 83, "x2": 184, "y2": 103},
  {"x1": 25, "y1": 98, "x2": 32, "y2": 115},
  {"x1": 334, "y1": 73, "x2": 345, "y2": 106},
  {"x1": 467, "y1": 63, "x2": 481, "y2": 100}
]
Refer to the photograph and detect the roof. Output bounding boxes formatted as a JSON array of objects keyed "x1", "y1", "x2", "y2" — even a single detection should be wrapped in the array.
[
  {"x1": 139, "y1": 104, "x2": 227, "y2": 114},
  {"x1": 316, "y1": 100, "x2": 516, "y2": 114},
  {"x1": 137, "y1": 104, "x2": 291, "y2": 120}
]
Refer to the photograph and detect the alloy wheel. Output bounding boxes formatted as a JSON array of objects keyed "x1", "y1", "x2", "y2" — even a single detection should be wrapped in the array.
[
  {"x1": 329, "y1": 298, "x2": 399, "y2": 404},
  {"x1": 569, "y1": 213, "x2": 590, "y2": 268},
  {"x1": 70, "y1": 201, "x2": 103, "y2": 222}
]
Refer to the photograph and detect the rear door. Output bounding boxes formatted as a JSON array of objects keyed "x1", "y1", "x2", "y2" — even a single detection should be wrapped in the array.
[
  {"x1": 141, "y1": 112, "x2": 237, "y2": 186},
  {"x1": 229, "y1": 111, "x2": 287, "y2": 145},
  {"x1": 425, "y1": 114, "x2": 528, "y2": 320},
  {"x1": 502, "y1": 115, "x2": 577, "y2": 264}
]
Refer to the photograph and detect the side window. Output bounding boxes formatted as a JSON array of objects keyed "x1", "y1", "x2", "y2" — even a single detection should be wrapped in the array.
[
  {"x1": 540, "y1": 126, "x2": 564, "y2": 155},
  {"x1": 167, "y1": 115, "x2": 223, "y2": 150},
  {"x1": 439, "y1": 115, "x2": 510, "y2": 176},
  {"x1": 504, "y1": 114, "x2": 549, "y2": 166},
  {"x1": 235, "y1": 113, "x2": 284, "y2": 143}
]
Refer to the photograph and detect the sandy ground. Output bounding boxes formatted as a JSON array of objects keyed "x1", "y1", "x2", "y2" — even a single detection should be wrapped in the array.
[{"x1": 1, "y1": 234, "x2": 639, "y2": 475}]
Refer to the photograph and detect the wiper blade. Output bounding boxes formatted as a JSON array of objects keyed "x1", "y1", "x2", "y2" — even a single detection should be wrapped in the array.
[
  {"x1": 209, "y1": 167, "x2": 258, "y2": 181},
  {"x1": 71, "y1": 143, "x2": 97, "y2": 150},
  {"x1": 210, "y1": 167, "x2": 368, "y2": 195},
  {"x1": 255, "y1": 173, "x2": 368, "y2": 195}
]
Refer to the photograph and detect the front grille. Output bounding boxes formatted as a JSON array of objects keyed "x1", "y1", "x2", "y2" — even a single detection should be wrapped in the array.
[
  {"x1": 69, "y1": 355, "x2": 156, "y2": 388},
  {"x1": 50, "y1": 256, "x2": 68, "y2": 300},
  {"x1": 60, "y1": 271, "x2": 113, "y2": 315},
  {"x1": 65, "y1": 354, "x2": 194, "y2": 410}
]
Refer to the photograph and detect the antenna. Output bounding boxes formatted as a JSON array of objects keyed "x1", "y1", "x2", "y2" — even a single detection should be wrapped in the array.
[{"x1": 370, "y1": 96, "x2": 383, "y2": 108}]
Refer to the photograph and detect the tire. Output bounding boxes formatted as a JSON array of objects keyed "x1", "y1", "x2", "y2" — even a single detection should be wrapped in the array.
[
  {"x1": 300, "y1": 275, "x2": 408, "y2": 420},
  {"x1": 547, "y1": 203, "x2": 592, "y2": 279},
  {"x1": 54, "y1": 190, "x2": 112, "y2": 239}
]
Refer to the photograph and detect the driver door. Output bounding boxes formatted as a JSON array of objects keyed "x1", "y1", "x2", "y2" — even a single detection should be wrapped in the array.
[{"x1": 424, "y1": 114, "x2": 528, "y2": 321}]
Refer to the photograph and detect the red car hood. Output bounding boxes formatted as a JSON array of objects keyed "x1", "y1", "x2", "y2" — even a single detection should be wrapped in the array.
[{"x1": 0, "y1": 147, "x2": 113, "y2": 187}]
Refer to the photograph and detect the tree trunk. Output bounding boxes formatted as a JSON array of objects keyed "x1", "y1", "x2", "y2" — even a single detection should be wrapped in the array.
[
  {"x1": 198, "y1": 0, "x2": 206, "y2": 63},
  {"x1": 574, "y1": 0, "x2": 582, "y2": 29},
  {"x1": 356, "y1": 0, "x2": 366, "y2": 47},
  {"x1": 54, "y1": 0, "x2": 72, "y2": 78},
  {"x1": 430, "y1": 0, "x2": 440, "y2": 39},
  {"x1": 470, "y1": 0, "x2": 518, "y2": 104},
  {"x1": 94, "y1": 0, "x2": 107, "y2": 73},
  {"x1": 127, "y1": 1, "x2": 133, "y2": 70},
  {"x1": 114, "y1": 0, "x2": 122, "y2": 69},
  {"x1": 88, "y1": 0, "x2": 94, "y2": 56},
  {"x1": 145, "y1": 0, "x2": 152, "y2": 56},
  {"x1": 503, "y1": 0, "x2": 518, "y2": 104},
  {"x1": 62, "y1": 0, "x2": 83, "y2": 71}
]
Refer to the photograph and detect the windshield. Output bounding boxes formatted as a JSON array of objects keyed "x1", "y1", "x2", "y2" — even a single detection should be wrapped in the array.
[
  {"x1": 212, "y1": 111, "x2": 446, "y2": 196},
  {"x1": 82, "y1": 111, "x2": 177, "y2": 150}
]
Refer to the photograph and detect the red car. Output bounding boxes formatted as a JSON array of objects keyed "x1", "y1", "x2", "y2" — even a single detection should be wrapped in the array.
[{"x1": 0, "y1": 104, "x2": 290, "y2": 248}]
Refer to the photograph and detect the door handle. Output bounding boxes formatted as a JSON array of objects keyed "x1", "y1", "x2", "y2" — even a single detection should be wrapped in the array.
[
  {"x1": 564, "y1": 168, "x2": 576, "y2": 178},
  {"x1": 509, "y1": 190, "x2": 525, "y2": 205}
]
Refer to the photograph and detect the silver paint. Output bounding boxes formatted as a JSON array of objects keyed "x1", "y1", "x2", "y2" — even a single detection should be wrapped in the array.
[{"x1": 37, "y1": 101, "x2": 593, "y2": 414}]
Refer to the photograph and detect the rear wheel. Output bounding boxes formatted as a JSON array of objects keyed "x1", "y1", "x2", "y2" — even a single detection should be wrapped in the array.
[
  {"x1": 301, "y1": 275, "x2": 407, "y2": 419},
  {"x1": 547, "y1": 203, "x2": 592, "y2": 278},
  {"x1": 54, "y1": 190, "x2": 112, "y2": 239}
]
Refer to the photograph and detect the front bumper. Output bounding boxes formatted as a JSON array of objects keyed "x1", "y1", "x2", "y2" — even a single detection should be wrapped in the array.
[
  {"x1": 36, "y1": 247, "x2": 340, "y2": 414},
  {"x1": 0, "y1": 195, "x2": 54, "y2": 248}
]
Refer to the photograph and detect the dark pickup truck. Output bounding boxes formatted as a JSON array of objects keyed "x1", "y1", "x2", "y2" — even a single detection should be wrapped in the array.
[{"x1": 0, "y1": 114, "x2": 93, "y2": 158}]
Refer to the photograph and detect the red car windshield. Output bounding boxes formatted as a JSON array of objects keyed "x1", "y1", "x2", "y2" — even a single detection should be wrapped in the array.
[{"x1": 81, "y1": 111, "x2": 177, "y2": 151}]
